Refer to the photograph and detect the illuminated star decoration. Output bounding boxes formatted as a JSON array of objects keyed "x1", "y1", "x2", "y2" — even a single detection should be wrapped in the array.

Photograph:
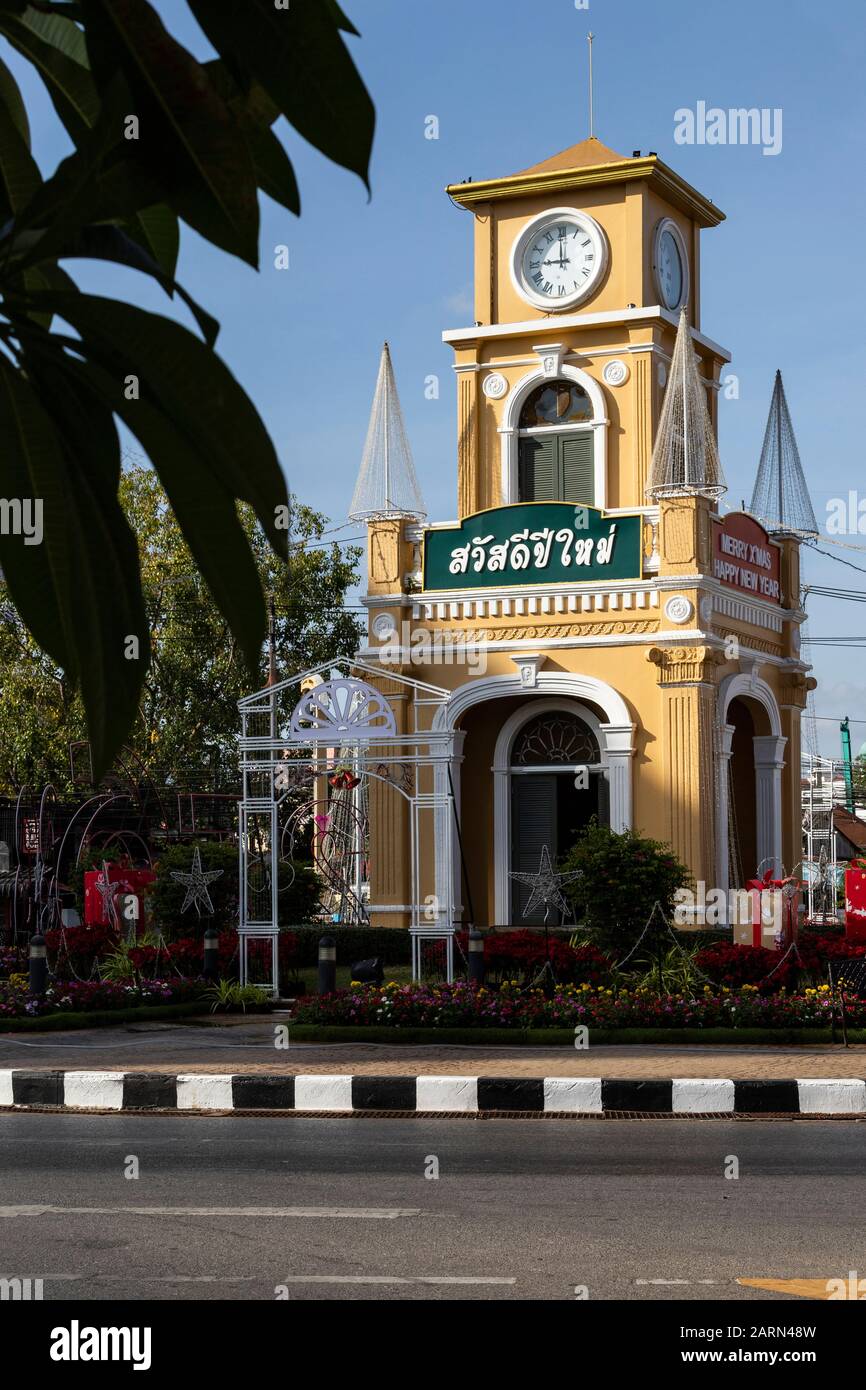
[
  {"x1": 170, "y1": 847, "x2": 224, "y2": 916},
  {"x1": 508, "y1": 845, "x2": 583, "y2": 923}
]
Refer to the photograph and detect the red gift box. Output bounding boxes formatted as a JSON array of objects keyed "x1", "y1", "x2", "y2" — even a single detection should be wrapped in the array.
[
  {"x1": 738, "y1": 870, "x2": 800, "y2": 949},
  {"x1": 845, "y1": 859, "x2": 866, "y2": 939},
  {"x1": 84, "y1": 866, "x2": 155, "y2": 928}
]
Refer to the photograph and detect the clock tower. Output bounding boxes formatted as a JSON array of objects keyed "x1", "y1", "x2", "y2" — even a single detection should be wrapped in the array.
[
  {"x1": 443, "y1": 135, "x2": 727, "y2": 517},
  {"x1": 358, "y1": 135, "x2": 810, "y2": 936}
]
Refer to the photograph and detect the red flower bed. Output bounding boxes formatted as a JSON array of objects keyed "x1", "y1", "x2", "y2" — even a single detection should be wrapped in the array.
[
  {"x1": 457, "y1": 930, "x2": 611, "y2": 985},
  {"x1": 695, "y1": 935, "x2": 866, "y2": 993}
]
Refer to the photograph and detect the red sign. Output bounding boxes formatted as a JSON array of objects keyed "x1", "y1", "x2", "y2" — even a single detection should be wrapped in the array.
[{"x1": 712, "y1": 513, "x2": 781, "y2": 604}]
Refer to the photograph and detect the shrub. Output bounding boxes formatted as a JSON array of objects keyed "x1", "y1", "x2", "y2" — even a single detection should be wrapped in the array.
[
  {"x1": 148, "y1": 840, "x2": 320, "y2": 937},
  {"x1": 561, "y1": 821, "x2": 692, "y2": 956}
]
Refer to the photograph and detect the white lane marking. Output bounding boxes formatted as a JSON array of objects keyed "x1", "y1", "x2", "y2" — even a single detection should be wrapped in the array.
[
  {"x1": 276, "y1": 1275, "x2": 516, "y2": 1285},
  {"x1": 0, "y1": 1205, "x2": 420, "y2": 1219},
  {"x1": 635, "y1": 1278, "x2": 721, "y2": 1286}
]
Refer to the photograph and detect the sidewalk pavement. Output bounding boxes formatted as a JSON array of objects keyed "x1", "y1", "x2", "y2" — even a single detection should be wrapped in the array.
[{"x1": 2, "y1": 1016, "x2": 866, "y2": 1077}]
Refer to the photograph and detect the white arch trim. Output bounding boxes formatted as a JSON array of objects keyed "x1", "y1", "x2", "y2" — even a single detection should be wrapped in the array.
[
  {"x1": 717, "y1": 671, "x2": 782, "y2": 737},
  {"x1": 716, "y1": 671, "x2": 786, "y2": 886},
  {"x1": 498, "y1": 362, "x2": 609, "y2": 509},
  {"x1": 434, "y1": 672, "x2": 635, "y2": 926}
]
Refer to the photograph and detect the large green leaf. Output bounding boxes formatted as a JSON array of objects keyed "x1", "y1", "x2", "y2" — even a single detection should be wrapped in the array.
[
  {"x1": 324, "y1": 1, "x2": 360, "y2": 36},
  {"x1": 16, "y1": 344, "x2": 149, "y2": 771},
  {"x1": 204, "y1": 61, "x2": 299, "y2": 216},
  {"x1": 125, "y1": 201, "x2": 179, "y2": 279},
  {"x1": 25, "y1": 290, "x2": 288, "y2": 553},
  {"x1": 0, "y1": 50, "x2": 29, "y2": 143},
  {"x1": 187, "y1": 0, "x2": 374, "y2": 189},
  {"x1": 80, "y1": 0, "x2": 260, "y2": 265},
  {"x1": 0, "y1": 8, "x2": 99, "y2": 142},
  {"x1": 35, "y1": 223, "x2": 218, "y2": 344},
  {"x1": 0, "y1": 353, "x2": 75, "y2": 670},
  {"x1": 1, "y1": 86, "x2": 162, "y2": 268},
  {"x1": 0, "y1": 54, "x2": 40, "y2": 217},
  {"x1": 60, "y1": 352, "x2": 269, "y2": 674}
]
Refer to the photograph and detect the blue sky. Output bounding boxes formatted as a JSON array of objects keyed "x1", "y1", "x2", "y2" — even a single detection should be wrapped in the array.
[{"x1": 5, "y1": 0, "x2": 866, "y2": 756}]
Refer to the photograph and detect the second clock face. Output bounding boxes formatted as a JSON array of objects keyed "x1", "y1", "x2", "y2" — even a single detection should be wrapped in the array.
[{"x1": 512, "y1": 208, "x2": 607, "y2": 311}]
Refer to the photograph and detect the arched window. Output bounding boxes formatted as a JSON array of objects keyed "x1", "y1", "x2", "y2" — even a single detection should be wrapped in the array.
[
  {"x1": 511, "y1": 712, "x2": 600, "y2": 767},
  {"x1": 518, "y1": 380, "x2": 595, "y2": 505}
]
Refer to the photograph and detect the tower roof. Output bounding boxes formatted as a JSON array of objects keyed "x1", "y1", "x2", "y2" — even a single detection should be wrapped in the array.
[
  {"x1": 749, "y1": 370, "x2": 817, "y2": 536},
  {"x1": 446, "y1": 139, "x2": 724, "y2": 227},
  {"x1": 647, "y1": 307, "x2": 727, "y2": 500},
  {"x1": 513, "y1": 136, "x2": 627, "y2": 176},
  {"x1": 348, "y1": 343, "x2": 426, "y2": 524}
]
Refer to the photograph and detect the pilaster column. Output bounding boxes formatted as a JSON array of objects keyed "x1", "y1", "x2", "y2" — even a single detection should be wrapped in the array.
[
  {"x1": 599, "y1": 722, "x2": 636, "y2": 832},
  {"x1": 648, "y1": 645, "x2": 722, "y2": 886},
  {"x1": 434, "y1": 729, "x2": 465, "y2": 927},
  {"x1": 716, "y1": 723, "x2": 735, "y2": 893},
  {"x1": 753, "y1": 734, "x2": 787, "y2": 877}
]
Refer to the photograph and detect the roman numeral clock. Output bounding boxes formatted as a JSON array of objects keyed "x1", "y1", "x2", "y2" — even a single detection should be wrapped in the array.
[{"x1": 510, "y1": 206, "x2": 608, "y2": 310}]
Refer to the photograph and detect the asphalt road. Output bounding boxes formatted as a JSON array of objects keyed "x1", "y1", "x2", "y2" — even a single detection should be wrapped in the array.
[{"x1": 1, "y1": 1115, "x2": 865, "y2": 1301}]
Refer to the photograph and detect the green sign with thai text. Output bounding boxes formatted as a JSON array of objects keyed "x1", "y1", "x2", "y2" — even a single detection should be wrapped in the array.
[{"x1": 422, "y1": 502, "x2": 643, "y2": 591}]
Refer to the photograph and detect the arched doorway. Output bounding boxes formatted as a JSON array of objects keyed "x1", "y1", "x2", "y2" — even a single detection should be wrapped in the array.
[
  {"x1": 717, "y1": 673, "x2": 786, "y2": 890},
  {"x1": 507, "y1": 707, "x2": 605, "y2": 923}
]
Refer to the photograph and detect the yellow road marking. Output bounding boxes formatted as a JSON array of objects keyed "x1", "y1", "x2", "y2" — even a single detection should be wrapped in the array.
[{"x1": 738, "y1": 1277, "x2": 861, "y2": 1299}]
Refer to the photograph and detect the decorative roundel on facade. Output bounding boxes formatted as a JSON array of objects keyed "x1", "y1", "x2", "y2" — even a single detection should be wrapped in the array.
[
  {"x1": 699, "y1": 596, "x2": 714, "y2": 626},
  {"x1": 664, "y1": 595, "x2": 694, "y2": 625},
  {"x1": 371, "y1": 612, "x2": 397, "y2": 641},
  {"x1": 482, "y1": 372, "x2": 508, "y2": 400},
  {"x1": 602, "y1": 359, "x2": 629, "y2": 387},
  {"x1": 657, "y1": 363, "x2": 667, "y2": 388}
]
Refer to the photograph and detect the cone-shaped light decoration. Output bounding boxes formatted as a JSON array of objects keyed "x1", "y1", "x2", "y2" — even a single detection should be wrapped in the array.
[
  {"x1": 348, "y1": 343, "x2": 427, "y2": 522},
  {"x1": 749, "y1": 370, "x2": 817, "y2": 535},
  {"x1": 647, "y1": 308, "x2": 726, "y2": 500}
]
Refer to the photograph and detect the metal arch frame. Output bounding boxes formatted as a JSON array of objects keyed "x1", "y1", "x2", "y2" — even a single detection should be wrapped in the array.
[{"x1": 238, "y1": 660, "x2": 458, "y2": 995}]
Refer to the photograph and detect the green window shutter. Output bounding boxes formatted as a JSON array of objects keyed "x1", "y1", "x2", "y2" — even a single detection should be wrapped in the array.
[
  {"x1": 518, "y1": 434, "x2": 558, "y2": 501},
  {"x1": 559, "y1": 432, "x2": 595, "y2": 505},
  {"x1": 510, "y1": 774, "x2": 557, "y2": 924}
]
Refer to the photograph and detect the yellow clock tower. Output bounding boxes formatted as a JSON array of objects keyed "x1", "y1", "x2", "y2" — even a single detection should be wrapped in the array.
[{"x1": 356, "y1": 136, "x2": 811, "y2": 931}]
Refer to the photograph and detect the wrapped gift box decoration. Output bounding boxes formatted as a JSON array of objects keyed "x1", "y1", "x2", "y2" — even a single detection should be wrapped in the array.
[
  {"x1": 845, "y1": 859, "x2": 866, "y2": 940},
  {"x1": 84, "y1": 866, "x2": 155, "y2": 927},
  {"x1": 736, "y1": 871, "x2": 801, "y2": 949}
]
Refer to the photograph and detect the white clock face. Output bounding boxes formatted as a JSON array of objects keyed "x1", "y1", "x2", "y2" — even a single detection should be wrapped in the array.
[
  {"x1": 654, "y1": 219, "x2": 689, "y2": 311},
  {"x1": 512, "y1": 208, "x2": 607, "y2": 312},
  {"x1": 658, "y1": 230, "x2": 683, "y2": 308}
]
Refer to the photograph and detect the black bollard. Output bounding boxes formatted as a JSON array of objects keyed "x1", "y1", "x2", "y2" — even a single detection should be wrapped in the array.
[
  {"x1": 203, "y1": 926, "x2": 220, "y2": 980},
  {"x1": 318, "y1": 934, "x2": 337, "y2": 995},
  {"x1": 29, "y1": 932, "x2": 48, "y2": 997},
  {"x1": 468, "y1": 928, "x2": 485, "y2": 986}
]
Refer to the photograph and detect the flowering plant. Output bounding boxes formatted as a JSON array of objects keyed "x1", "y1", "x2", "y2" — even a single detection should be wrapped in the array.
[{"x1": 294, "y1": 978, "x2": 854, "y2": 1031}]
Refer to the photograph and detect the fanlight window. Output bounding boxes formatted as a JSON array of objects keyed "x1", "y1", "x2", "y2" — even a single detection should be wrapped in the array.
[
  {"x1": 511, "y1": 713, "x2": 600, "y2": 767},
  {"x1": 519, "y1": 381, "x2": 592, "y2": 429}
]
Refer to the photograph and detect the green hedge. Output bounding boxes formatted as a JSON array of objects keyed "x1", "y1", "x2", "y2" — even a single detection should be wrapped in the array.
[
  {"x1": 288, "y1": 1024, "x2": 864, "y2": 1046},
  {"x1": 283, "y1": 926, "x2": 728, "y2": 969},
  {"x1": 0, "y1": 1000, "x2": 211, "y2": 1032},
  {"x1": 287, "y1": 925, "x2": 412, "y2": 965}
]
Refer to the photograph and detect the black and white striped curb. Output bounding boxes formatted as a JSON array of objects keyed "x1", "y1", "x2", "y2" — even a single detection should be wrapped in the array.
[{"x1": 3, "y1": 1071, "x2": 866, "y2": 1114}]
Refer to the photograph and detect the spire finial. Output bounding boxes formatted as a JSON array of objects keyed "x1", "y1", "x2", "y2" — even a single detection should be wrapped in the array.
[
  {"x1": 587, "y1": 32, "x2": 595, "y2": 138},
  {"x1": 749, "y1": 371, "x2": 817, "y2": 535},
  {"x1": 646, "y1": 307, "x2": 726, "y2": 501},
  {"x1": 348, "y1": 343, "x2": 427, "y2": 524}
]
